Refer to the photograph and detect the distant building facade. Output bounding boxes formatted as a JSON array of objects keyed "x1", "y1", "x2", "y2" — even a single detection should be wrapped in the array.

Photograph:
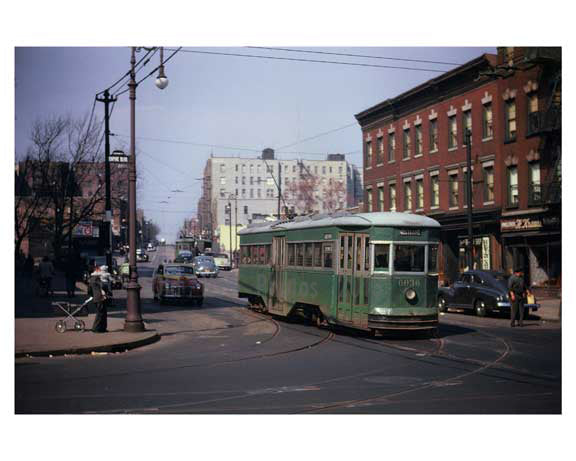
[
  {"x1": 197, "y1": 149, "x2": 359, "y2": 251},
  {"x1": 355, "y1": 47, "x2": 561, "y2": 294}
]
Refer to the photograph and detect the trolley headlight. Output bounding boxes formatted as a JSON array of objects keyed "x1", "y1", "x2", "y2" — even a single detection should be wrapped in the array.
[{"x1": 405, "y1": 288, "x2": 417, "y2": 302}]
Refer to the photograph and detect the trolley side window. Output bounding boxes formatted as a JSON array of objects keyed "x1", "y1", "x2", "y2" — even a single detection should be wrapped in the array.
[
  {"x1": 339, "y1": 236, "x2": 345, "y2": 270},
  {"x1": 374, "y1": 244, "x2": 390, "y2": 271},
  {"x1": 394, "y1": 244, "x2": 425, "y2": 272},
  {"x1": 304, "y1": 243, "x2": 314, "y2": 267},
  {"x1": 322, "y1": 243, "x2": 333, "y2": 269},
  {"x1": 313, "y1": 243, "x2": 322, "y2": 268},
  {"x1": 288, "y1": 243, "x2": 295, "y2": 266},
  {"x1": 428, "y1": 244, "x2": 439, "y2": 274},
  {"x1": 296, "y1": 243, "x2": 305, "y2": 266}
]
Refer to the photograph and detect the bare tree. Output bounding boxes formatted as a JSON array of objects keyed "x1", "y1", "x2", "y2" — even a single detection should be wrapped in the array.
[
  {"x1": 322, "y1": 179, "x2": 347, "y2": 214},
  {"x1": 286, "y1": 175, "x2": 320, "y2": 215},
  {"x1": 16, "y1": 113, "x2": 107, "y2": 259}
]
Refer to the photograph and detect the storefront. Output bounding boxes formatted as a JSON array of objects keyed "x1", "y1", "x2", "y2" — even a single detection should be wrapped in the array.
[{"x1": 500, "y1": 211, "x2": 561, "y2": 292}]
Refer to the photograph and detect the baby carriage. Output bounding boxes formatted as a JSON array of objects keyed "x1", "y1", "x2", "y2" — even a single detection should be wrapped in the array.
[{"x1": 52, "y1": 297, "x2": 93, "y2": 333}]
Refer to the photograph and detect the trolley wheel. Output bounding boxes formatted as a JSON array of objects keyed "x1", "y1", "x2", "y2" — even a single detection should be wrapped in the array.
[
  {"x1": 55, "y1": 320, "x2": 67, "y2": 333},
  {"x1": 74, "y1": 320, "x2": 85, "y2": 332}
]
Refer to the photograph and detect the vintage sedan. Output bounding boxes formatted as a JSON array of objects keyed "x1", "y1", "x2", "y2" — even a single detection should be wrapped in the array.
[
  {"x1": 153, "y1": 263, "x2": 204, "y2": 306},
  {"x1": 192, "y1": 256, "x2": 219, "y2": 278},
  {"x1": 438, "y1": 270, "x2": 539, "y2": 317},
  {"x1": 212, "y1": 253, "x2": 232, "y2": 271}
]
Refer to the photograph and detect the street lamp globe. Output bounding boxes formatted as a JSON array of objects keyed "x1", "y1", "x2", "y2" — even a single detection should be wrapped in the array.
[{"x1": 155, "y1": 75, "x2": 169, "y2": 90}]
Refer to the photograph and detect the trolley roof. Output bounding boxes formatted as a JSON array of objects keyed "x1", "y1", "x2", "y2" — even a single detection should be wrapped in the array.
[{"x1": 238, "y1": 212, "x2": 440, "y2": 235}]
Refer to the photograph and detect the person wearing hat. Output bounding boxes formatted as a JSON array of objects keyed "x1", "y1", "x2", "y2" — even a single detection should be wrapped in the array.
[
  {"x1": 508, "y1": 267, "x2": 528, "y2": 327},
  {"x1": 89, "y1": 265, "x2": 108, "y2": 333}
]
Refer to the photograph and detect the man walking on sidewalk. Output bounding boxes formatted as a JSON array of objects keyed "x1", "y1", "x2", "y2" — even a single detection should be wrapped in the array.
[
  {"x1": 508, "y1": 268, "x2": 528, "y2": 327},
  {"x1": 89, "y1": 266, "x2": 107, "y2": 333}
]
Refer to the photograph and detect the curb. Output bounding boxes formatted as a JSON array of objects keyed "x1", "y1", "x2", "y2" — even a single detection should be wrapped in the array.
[{"x1": 15, "y1": 332, "x2": 161, "y2": 359}]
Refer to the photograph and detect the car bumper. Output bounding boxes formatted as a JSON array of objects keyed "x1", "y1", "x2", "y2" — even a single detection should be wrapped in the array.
[
  {"x1": 162, "y1": 287, "x2": 203, "y2": 298},
  {"x1": 197, "y1": 271, "x2": 217, "y2": 276}
]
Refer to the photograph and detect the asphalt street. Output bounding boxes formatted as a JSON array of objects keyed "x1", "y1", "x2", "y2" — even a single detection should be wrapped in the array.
[{"x1": 15, "y1": 245, "x2": 561, "y2": 414}]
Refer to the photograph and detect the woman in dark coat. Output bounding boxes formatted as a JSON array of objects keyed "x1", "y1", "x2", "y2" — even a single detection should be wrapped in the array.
[{"x1": 89, "y1": 266, "x2": 107, "y2": 333}]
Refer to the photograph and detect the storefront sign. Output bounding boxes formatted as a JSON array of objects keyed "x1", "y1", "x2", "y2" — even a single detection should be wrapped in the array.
[
  {"x1": 74, "y1": 221, "x2": 99, "y2": 238},
  {"x1": 501, "y1": 217, "x2": 543, "y2": 232}
]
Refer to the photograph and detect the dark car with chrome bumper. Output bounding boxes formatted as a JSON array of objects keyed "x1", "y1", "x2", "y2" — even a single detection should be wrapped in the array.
[{"x1": 438, "y1": 270, "x2": 539, "y2": 317}]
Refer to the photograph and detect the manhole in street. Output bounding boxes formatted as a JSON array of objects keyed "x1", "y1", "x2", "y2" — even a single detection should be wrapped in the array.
[{"x1": 364, "y1": 376, "x2": 422, "y2": 385}]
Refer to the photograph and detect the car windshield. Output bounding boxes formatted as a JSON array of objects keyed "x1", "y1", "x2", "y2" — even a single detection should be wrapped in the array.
[
  {"x1": 164, "y1": 266, "x2": 195, "y2": 275},
  {"x1": 214, "y1": 254, "x2": 228, "y2": 259},
  {"x1": 195, "y1": 257, "x2": 213, "y2": 264}
]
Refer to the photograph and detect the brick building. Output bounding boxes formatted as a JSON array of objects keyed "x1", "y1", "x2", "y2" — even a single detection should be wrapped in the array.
[{"x1": 355, "y1": 47, "x2": 561, "y2": 293}]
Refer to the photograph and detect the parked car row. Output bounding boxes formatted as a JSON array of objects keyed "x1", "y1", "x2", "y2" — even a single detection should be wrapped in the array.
[{"x1": 438, "y1": 270, "x2": 540, "y2": 318}]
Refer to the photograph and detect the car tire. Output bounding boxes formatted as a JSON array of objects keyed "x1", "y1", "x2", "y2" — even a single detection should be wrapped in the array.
[
  {"x1": 474, "y1": 299, "x2": 487, "y2": 317},
  {"x1": 197, "y1": 298, "x2": 203, "y2": 307},
  {"x1": 438, "y1": 296, "x2": 447, "y2": 313}
]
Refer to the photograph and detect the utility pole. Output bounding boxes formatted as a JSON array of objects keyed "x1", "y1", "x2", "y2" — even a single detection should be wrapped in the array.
[
  {"x1": 277, "y1": 162, "x2": 282, "y2": 219},
  {"x1": 465, "y1": 128, "x2": 473, "y2": 270},
  {"x1": 96, "y1": 89, "x2": 117, "y2": 272},
  {"x1": 227, "y1": 200, "x2": 232, "y2": 266},
  {"x1": 234, "y1": 195, "x2": 237, "y2": 269}
]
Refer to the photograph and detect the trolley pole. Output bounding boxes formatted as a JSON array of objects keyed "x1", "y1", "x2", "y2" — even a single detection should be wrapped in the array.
[
  {"x1": 96, "y1": 89, "x2": 117, "y2": 272},
  {"x1": 227, "y1": 200, "x2": 232, "y2": 266},
  {"x1": 465, "y1": 128, "x2": 474, "y2": 270}
]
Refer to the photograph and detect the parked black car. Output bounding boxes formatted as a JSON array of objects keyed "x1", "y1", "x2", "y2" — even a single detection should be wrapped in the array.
[{"x1": 437, "y1": 270, "x2": 539, "y2": 317}]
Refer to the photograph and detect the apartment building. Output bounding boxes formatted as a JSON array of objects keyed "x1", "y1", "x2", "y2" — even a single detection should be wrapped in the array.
[{"x1": 355, "y1": 47, "x2": 561, "y2": 292}]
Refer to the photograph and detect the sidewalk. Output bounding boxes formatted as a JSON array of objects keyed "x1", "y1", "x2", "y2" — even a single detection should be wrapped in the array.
[
  {"x1": 534, "y1": 297, "x2": 562, "y2": 323},
  {"x1": 15, "y1": 271, "x2": 159, "y2": 358}
]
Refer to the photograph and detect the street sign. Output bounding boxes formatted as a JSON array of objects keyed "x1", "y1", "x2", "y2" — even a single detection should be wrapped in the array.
[{"x1": 109, "y1": 153, "x2": 129, "y2": 163}]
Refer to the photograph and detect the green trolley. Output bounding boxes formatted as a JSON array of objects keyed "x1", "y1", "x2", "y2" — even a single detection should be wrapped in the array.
[{"x1": 238, "y1": 212, "x2": 441, "y2": 333}]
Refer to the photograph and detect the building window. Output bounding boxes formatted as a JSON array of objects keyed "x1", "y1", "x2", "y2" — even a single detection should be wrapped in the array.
[
  {"x1": 449, "y1": 172, "x2": 459, "y2": 208},
  {"x1": 528, "y1": 162, "x2": 541, "y2": 205},
  {"x1": 430, "y1": 174, "x2": 439, "y2": 208},
  {"x1": 462, "y1": 110, "x2": 472, "y2": 145},
  {"x1": 416, "y1": 178, "x2": 424, "y2": 210},
  {"x1": 429, "y1": 119, "x2": 438, "y2": 152},
  {"x1": 250, "y1": 177, "x2": 253, "y2": 185},
  {"x1": 483, "y1": 165, "x2": 494, "y2": 203},
  {"x1": 388, "y1": 132, "x2": 395, "y2": 162},
  {"x1": 242, "y1": 176, "x2": 246, "y2": 185},
  {"x1": 505, "y1": 100, "x2": 517, "y2": 142},
  {"x1": 507, "y1": 166, "x2": 519, "y2": 207},
  {"x1": 403, "y1": 181, "x2": 412, "y2": 211},
  {"x1": 377, "y1": 186, "x2": 385, "y2": 211},
  {"x1": 250, "y1": 189, "x2": 254, "y2": 198},
  {"x1": 235, "y1": 164, "x2": 239, "y2": 172},
  {"x1": 244, "y1": 205, "x2": 248, "y2": 214},
  {"x1": 389, "y1": 183, "x2": 397, "y2": 211},
  {"x1": 527, "y1": 94, "x2": 540, "y2": 136},
  {"x1": 402, "y1": 129, "x2": 411, "y2": 159},
  {"x1": 365, "y1": 140, "x2": 372, "y2": 167},
  {"x1": 219, "y1": 189, "x2": 226, "y2": 198},
  {"x1": 220, "y1": 164, "x2": 225, "y2": 173},
  {"x1": 376, "y1": 137, "x2": 383, "y2": 164},
  {"x1": 257, "y1": 189, "x2": 261, "y2": 198},
  {"x1": 220, "y1": 177, "x2": 226, "y2": 185},
  {"x1": 415, "y1": 125, "x2": 423, "y2": 156},
  {"x1": 448, "y1": 116, "x2": 457, "y2": 149},
  {"x1": 366, "y1": 188, "x2": 373, "y2": 212},
  {"x1": 482, "y1": 103, "x2": 493, "y2": 139}
]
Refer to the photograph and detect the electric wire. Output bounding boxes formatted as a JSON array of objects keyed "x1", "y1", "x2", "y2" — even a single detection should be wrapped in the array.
[
  {"x1": 276, "y1": 122, "x2": 357, "y2": 150},
  {"x1": 247, "y1": 46, "x2": 462, "y2": 66},
  {"x1": 97, "y1": 47, "x2": 158, "y2": 96},
  {"x1": 164, "y1": 48, "x2": 449, "y2": 73}
]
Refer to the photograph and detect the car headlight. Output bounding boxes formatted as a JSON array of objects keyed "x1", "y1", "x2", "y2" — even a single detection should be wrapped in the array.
[{"x1": 405, "y1": 288, "x2": 417, "y2": 301}]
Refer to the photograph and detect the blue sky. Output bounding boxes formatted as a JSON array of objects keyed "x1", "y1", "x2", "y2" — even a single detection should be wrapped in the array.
[{"x1": 15, "y1": 46, "x2": 495, "y2": 241}]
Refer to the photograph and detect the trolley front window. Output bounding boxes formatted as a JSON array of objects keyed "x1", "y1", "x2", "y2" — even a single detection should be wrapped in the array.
[
  {"x1": 394, "y1": 244, "x2": 425, "y2": 272},
  {"x1": 428, "y1": 244, "x2": 439, "y2": 274},
  {"x1": 374, "y1": 244, "x2": 390, "y2": 271}
]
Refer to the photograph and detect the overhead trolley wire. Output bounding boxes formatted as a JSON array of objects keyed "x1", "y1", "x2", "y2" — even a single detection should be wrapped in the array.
[
  {"x1": 247, "y1": 46, "x2": 462, "y2": 66},
  {"x1": 164, "y1": 48, "x2": 450, "y2": 73}
]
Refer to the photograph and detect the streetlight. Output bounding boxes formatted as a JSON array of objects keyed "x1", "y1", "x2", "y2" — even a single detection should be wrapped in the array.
[{"x1": 124, "y1": 46, "x2": 170, "y2": 333}]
